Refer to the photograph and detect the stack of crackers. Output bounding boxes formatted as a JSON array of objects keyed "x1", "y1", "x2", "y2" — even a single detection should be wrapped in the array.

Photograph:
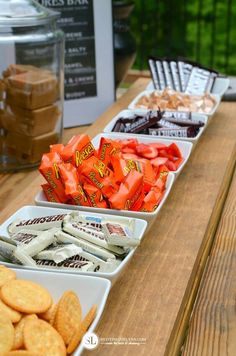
[{"x1": 0, "y1": 265, "x2": 97, "y2": 355}]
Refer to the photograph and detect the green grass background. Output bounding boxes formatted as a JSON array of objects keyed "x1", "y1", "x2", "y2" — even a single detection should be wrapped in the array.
[{"x1": 129, "y1": 0, "x2": 236, "y2": 74}]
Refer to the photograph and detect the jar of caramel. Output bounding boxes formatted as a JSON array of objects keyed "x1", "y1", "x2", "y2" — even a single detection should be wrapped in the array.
[{"x1": 0, "y1": 0, "x2": 64, "y2": 171}]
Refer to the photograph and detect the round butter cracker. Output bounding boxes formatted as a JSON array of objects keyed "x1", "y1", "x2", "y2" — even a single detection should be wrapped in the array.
[
  {"x1": 0, "y1": 313, "x2": 14, "y2": 354},
  {"x1": 0, "y1": 298, "x2": 22, "y2": 323},
  {"x1": 13, "y1": 314, "x2": 38, "y2": 350},
  {"x1": 54, "y1": 290, "x2": 82, "y2": 345},
  {"x1": 1, "y1": 279, "x2": 52, "y2": 313},
  {"x1": 0, "y1": 265, "x2": 16, "y2": 287},
  {"x1": 24, "y1": 319, "x2": 66, "y2": 356},
  {"x1": 67, "y1": 305, "x2": 97, "y2": 353}
]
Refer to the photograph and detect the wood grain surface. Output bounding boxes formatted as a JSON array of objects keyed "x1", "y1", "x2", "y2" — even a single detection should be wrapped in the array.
[
  {"x1": 182, "y1": 167, "x2": 236, "y2": 356},
  {"x1": 0, "y1": 78, "x2": 236, "y2": 356}
]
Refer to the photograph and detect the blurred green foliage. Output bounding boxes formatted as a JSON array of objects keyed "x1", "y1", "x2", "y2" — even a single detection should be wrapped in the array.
[{"x1": 130, "y1": 0, "x2": 236, "y2": 74}]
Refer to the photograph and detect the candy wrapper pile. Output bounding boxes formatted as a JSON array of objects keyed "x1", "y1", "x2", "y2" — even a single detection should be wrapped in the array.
[
  {"x1": 0, "y1": 212, "x2": 140, "y2": 272},
  {"x1": 112, "y1": 109, "x2": 205, "y2": 138},
  {"x1": 38, "y1": 134, "x2": 184, "y2": 212}
]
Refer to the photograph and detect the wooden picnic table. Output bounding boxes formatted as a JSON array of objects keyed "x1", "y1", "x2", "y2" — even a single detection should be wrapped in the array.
[{"x1": 0, "y1": 78, "x2": 236, "y2": 356}]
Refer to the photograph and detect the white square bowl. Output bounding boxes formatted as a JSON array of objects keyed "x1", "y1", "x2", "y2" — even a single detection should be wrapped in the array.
[
  {"x1": 0, "y1": 206, "x2": 147, "y2": 285},
  {"x1": 146, "y1": 76, "x2": 230, "y2": 98},
  {"x1": 103, "y1": 109, "x2": 208, "y2": 146},
  {"x1": 35, "y1": 132, "x2": 179, "y2": 228},
  {"x1": 35, "y1": 170, "x2": 175, "y2": 231},
  {"x1": 128, "y1": 89, "x2": 221, "y2": 117},
  {"x1": 4, "y1": 267, "x2": 111, "y2": 355}
]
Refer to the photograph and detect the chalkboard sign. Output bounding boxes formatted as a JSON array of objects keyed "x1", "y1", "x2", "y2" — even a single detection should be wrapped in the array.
[{"x1": 37, "y1": 0, "x2": 115, "y2": 127}]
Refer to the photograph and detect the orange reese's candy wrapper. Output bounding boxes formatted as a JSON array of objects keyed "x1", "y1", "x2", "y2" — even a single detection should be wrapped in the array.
[
  {"x1": 41, "y1": 183, "x2": 62, "y2": 203},
  {"x1": 83, "y1": 182, "x2": 108, "y2": 208},
  {"x1": 109, "y1": 170, "x2": 144, "y2": 210},
  {"x1": 97, "y1": 137, "x2": 121, "y2": 166},
  {"x1": 39, "y1": 152, "x2": 68, "y2": 203},
  {"x1": 80, "y1": 156, "x2": 118, "y2": 198},
  {"x1": 60, "y1": 134, "x2": 95, "y2": 169},
  {"x1": 59, "y1": 163, "x2": 90, "y2": 206}
]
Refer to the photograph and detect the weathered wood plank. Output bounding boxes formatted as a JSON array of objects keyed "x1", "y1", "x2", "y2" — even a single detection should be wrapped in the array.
[{"x1": 182, "y1": 164, "x2": 236, "y2": 356}]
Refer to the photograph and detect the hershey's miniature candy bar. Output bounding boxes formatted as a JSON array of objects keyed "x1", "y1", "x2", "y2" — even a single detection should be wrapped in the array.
[
  {"x1": 15, "y1": 227, "x2": 58, "y2": 257},
  {"x1": 112, "y1": 119, "x2": 125, "y2": 132},
  {"x1": 0, "y1": 240, "x2": 18, "y2": 262},
  {"x1": 185, "y1": 67, "x2": 214, "y2": 95},
  {"x1": 8, "y1": 214, "x2": 66, "y2": 235},
  {"x1": 62, "y1": 220, "x2": 125, "y2": 255},
  {"x1": 155, "y1": 60, "x2": 166, "y2": 89},
  {"x1": 35, "y1": 243, "x2": 83, "y2": 264},
  {"x1": 163, "y1": 61, "x2": 174, "y2": 89},
  {"x1": 148, "y1": 126, "x2": 199, "y2": 138},
  {"x1": 170, "y1": 61, "x2": 181, "y2": 91},
  {"x1": 158, "y1": 119, "x2": 181, "y2": 129},
  {"x1": 10, "y1": 229, "x2": 42, "y2": 245},
  {"x1": 123, "y1": 113, "x2": 159, "y2": 134},
  {"x1": 148, "y1": 58, "x2": 160, "y2": 90},
  {"x1": 55, "y1": 230, "x2": 117, "y2": 261},
  {"x1": 35, "y1": 258, "x2": 94, "y2": 271},
  {"x1": 68, "y1": 252, "x2": 121, "y2": 273},
  {"x1": 164, "y1": 116, "x2": 204, "y2": 127},
  {"x1": 162, "y1": 110, "x2": 191, "y2": 121},
  {"x1": 102, "y1": 222, "x2": 139, "y2": 247},
  {"x1": 67, "y1": 212, "x2": 103, "y2": 232},
  {"x1": 13, "y1": 248, "x2": 36, "y2": 266},
  {"x1": 0, "y1": 239, "x2": 36, "y2": 266},
  {"x1": 178, "y1": 61, "x2": 193, "y2": 91}
]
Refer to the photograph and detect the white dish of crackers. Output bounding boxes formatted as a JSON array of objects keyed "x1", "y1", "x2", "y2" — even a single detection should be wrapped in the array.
[
  {"x1": 0, "y1": 206, "x2": 147, "y2": 285},
  {"x1": 0, "y1": 265, "x2": 111, "y2": 355}
]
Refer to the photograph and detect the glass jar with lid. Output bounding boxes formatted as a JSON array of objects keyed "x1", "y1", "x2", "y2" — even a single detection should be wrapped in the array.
[{"x1": 0, "y1": 0, "x2": 64, "y2": 171}]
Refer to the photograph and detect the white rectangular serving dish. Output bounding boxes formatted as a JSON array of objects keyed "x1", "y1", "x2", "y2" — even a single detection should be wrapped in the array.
[
  {"x1": 6, "y1": 268, "x2": 111, "y2": 356},
  {"x1": 0, "y1": 206, "x2": 147, "y2": 285},
  {"x1": 35, "y1": 133, "x2": 179, "y2": 228},
  {"x1": 103, "y1": 109, "x2": 208, "y2": 146},
  {"x1": 35, "y1": 172, "x2": 174, "y2": 230},
  {"x1": 146, "y1": 76, "x2": 230, "y2": 98},
  {"x1": 128, "y1": 89, "x2": 221, "y2": 117}
]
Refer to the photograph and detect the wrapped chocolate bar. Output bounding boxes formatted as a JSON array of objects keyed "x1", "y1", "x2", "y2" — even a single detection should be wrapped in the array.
[
  {"x1": 35, "y1": 243, "x2": 83, "y2": 264},
  {"x1": 13, "y1": 248, "x2": 37, "y2": 266},
  {"x1": 102, "y1": 222, "x2": 139, "y2": 247},
  {"x1": 0, "y1": 238, "x2": 36, "y2": 266},
  {"x1": 35, "y1": 259, "x2": 94, "y2": 271},
  {"x1": 55, "y1": 230, "x2": 117, "y2": 261},
  {"x1": 148, "y1": 127, "x2": 199, "y2": 138},
  {"x1": 8, "y1": 214, "x2": 66, "y2": 235},
  {"x1": 64, "y1": 252, "x2": 121, "y2": 273},
  {"x1": 62, "y1": 215, "x2": 125, "y2": 256},
  {"x1": 11, "y1": 228, "x2": 58, "y2": 257}
]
